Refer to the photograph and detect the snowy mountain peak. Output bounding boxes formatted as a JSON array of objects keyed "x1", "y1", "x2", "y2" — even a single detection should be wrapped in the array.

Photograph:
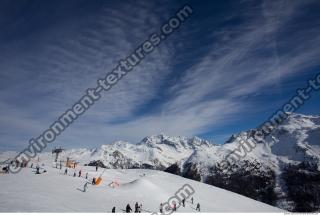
[
  {"x1": 188, "y1": 136, "x2": 212, "y2": 147},
  {"x1": 139, "y1": 134, "x2": 211, "y2": 149},
  {"x1": 279, "y1": 112, "x2": 320, "y2": 131},
  {"x1": 1, "y1": 113, "x2": 319, "y2": 212}
]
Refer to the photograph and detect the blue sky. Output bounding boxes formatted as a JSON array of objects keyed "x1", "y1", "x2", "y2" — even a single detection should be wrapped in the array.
[{"x1": 0, "y1": 0, "x2": 319, "y2": 151}]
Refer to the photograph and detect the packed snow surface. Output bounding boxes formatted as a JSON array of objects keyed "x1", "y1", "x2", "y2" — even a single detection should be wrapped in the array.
[{"x1": 0, "y1": 165, "x2": 282, "y2": 212}]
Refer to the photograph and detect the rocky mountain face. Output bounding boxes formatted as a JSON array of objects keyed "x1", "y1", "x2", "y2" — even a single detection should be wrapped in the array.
[
  {"x1": 4, "y1": 113, "x2": 318, "y2": 211},
  {"x1": 172, "y1": 114, "x2": 320, "y2": 212},
  {"x1": 164, "y1": 113, "x2": 320, "y2": 212}
]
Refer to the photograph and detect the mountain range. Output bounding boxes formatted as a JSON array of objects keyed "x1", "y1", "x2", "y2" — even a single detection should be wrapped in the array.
[{"x1": 1, "y1": 113, "x2": 319, "y2": 212}]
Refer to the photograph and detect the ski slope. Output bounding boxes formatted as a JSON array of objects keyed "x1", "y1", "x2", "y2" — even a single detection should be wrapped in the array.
[{"x1": 0, "y1": 165, "x2": 282, "y2": 212}]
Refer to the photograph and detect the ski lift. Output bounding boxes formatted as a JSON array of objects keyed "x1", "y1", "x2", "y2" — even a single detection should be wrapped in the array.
[{"x1": 52, "y1": 147, "x2": 64, "y2": 162}]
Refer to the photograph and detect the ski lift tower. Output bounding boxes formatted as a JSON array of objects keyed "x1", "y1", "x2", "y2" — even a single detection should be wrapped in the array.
[{"x1": 52, "y1": 147, "x2": 63, "y2": 162}]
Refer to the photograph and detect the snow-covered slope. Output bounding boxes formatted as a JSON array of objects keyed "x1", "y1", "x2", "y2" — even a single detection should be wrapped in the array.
[
  {"x1": 0, "y1": 165, "x2": 282, "y2": 212},
  {"x1": 0, "y1": 113, "x2": 319, "y2": 212}
]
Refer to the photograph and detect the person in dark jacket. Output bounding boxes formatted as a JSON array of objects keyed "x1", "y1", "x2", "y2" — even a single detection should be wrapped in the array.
[
  {"x1": 36, "y1": 166, "x2": 40, "y2": 174},
  {"x1": 4, "y1": 166, "x2": 9, "y2": 174},
  {"x1": 92, "y1": 177, "x2": 96, "y2": 185},
  {"x1": 159, "y1": 203, "x2": 163, "y2": 213},
  {"x1": 173, "y1": 202, "x2": 177, "y2": 211},
  {"x1": 196, "y1": 203, "x2": 200, "y2": 211},
  {"x1": 126, "y1": 204, "x2": 132, "y2": 213},
  {"x1": 64, "y1": 168, "x2": 68, "y2": 175},
  {"x1": 172, "y1": 201, "x2": 177, "y2": 212},
  {"x1": 135, "y1": 202, "x2": 139, "y2": 213},
  {"x1": 79, "y1": 170, "x2": 82, "y2": 177},
  {"x1": 83, "y1": 182, "x2": 88, "y2": 192},
  {"x1": 111, "y1": 207, "x2": 116, "y2": 213},
  {"x1": 182, "y1": 198, "x2": 185, "y2": 207}
]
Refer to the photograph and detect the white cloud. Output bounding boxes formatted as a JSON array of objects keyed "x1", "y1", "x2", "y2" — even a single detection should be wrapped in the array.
[{"x1": 0, "y1": 0, "x2": 319, "y2": 150}]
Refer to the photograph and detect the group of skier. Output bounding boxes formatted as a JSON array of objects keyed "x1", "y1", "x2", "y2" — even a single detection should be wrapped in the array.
[
  {"x1": 110, "y1": 197, "x2": 200, "y2": 213},
  {"x1": 159, "y1": 197, "x2": 200, "y2": 213},
  {"x1": 123, "y1": 202, "x2": 143, "y2": 213},
  {"x1": 67, "y1": 165, "x2": 202, "y2": 213},
  {"x1": 1, "y1": 160, "x2": 31, "y2": 174},
  {"x1": 110, "y1": 202, "x2": 143, "y2": 213},
  {"x1": 63, "y1": 168, "x2": 96, "y2": 189},
  {"x1": 32, "y1": 161, "x2": 202, "y2": 213},
  {"x1": 55, "y1": 162, "x2": 63, "y2": 169},
  {"x1": 63, "y1": 168, "x2": 87, "y2": 178}
]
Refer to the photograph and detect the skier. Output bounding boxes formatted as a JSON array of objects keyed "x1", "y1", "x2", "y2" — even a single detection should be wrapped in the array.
[
  {"x1": 92, "y1": 177, "x2": 96, "y2": 185},
  {"x1": 64, "y1": 168, "x2": 68, "y2": 175},
  {"x1": 196, "y1": 203, "x2": 200, "y2": 212},
  {"x1": 126, "y1": 203, "x2": 132, "y2": 213},
  {"x1": 36, "y1": 166, "x2": 40, "y2": 174},
  {"x1": 79, "y1": 170, "x2": 82, "y2": 177},
  {"x1": 112, "y1": 207, "x2": 116, "y2": 213},
  {"x1": 182, "y1": 198, "x2": 185, "y2": 207},
  {"x1": 60, "y1": 163, "x2": 62, "y2": 170},
  {"x1": 5, "y1": 165, "x2": 9, "y2": 174},
  {"x1": 73, "y1": 172, "x2": 76, "y2": 177},
  {"x1": 138, "y1": 204, "x2": 142, "y2": 213},
  {"x1": 30, "y1": 163, "x2": 33, "y2": 168},
  {"x1": 191, "y1": 197, "x2": 194, "y2": 204},
  {"x1": 159, "y1": 203, "x2": 163, "y2": 213},
  {"x1": 172, "y1": 201, "x2": 177, "y2": 212},
  {"x1": 85, "y1": 172, "x2": 88, "y2": 179},
  {"x1": 83, "y1": 182, "x2": 88, "y2": 192},
  {"x1": 135, "y1": 202, "x2": 139, "y2": 213}
]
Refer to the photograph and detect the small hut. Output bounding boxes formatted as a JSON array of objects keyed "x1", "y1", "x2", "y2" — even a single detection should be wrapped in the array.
[{"x1": 66, "y1": 157, "x2": 78, "y2": 168}]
